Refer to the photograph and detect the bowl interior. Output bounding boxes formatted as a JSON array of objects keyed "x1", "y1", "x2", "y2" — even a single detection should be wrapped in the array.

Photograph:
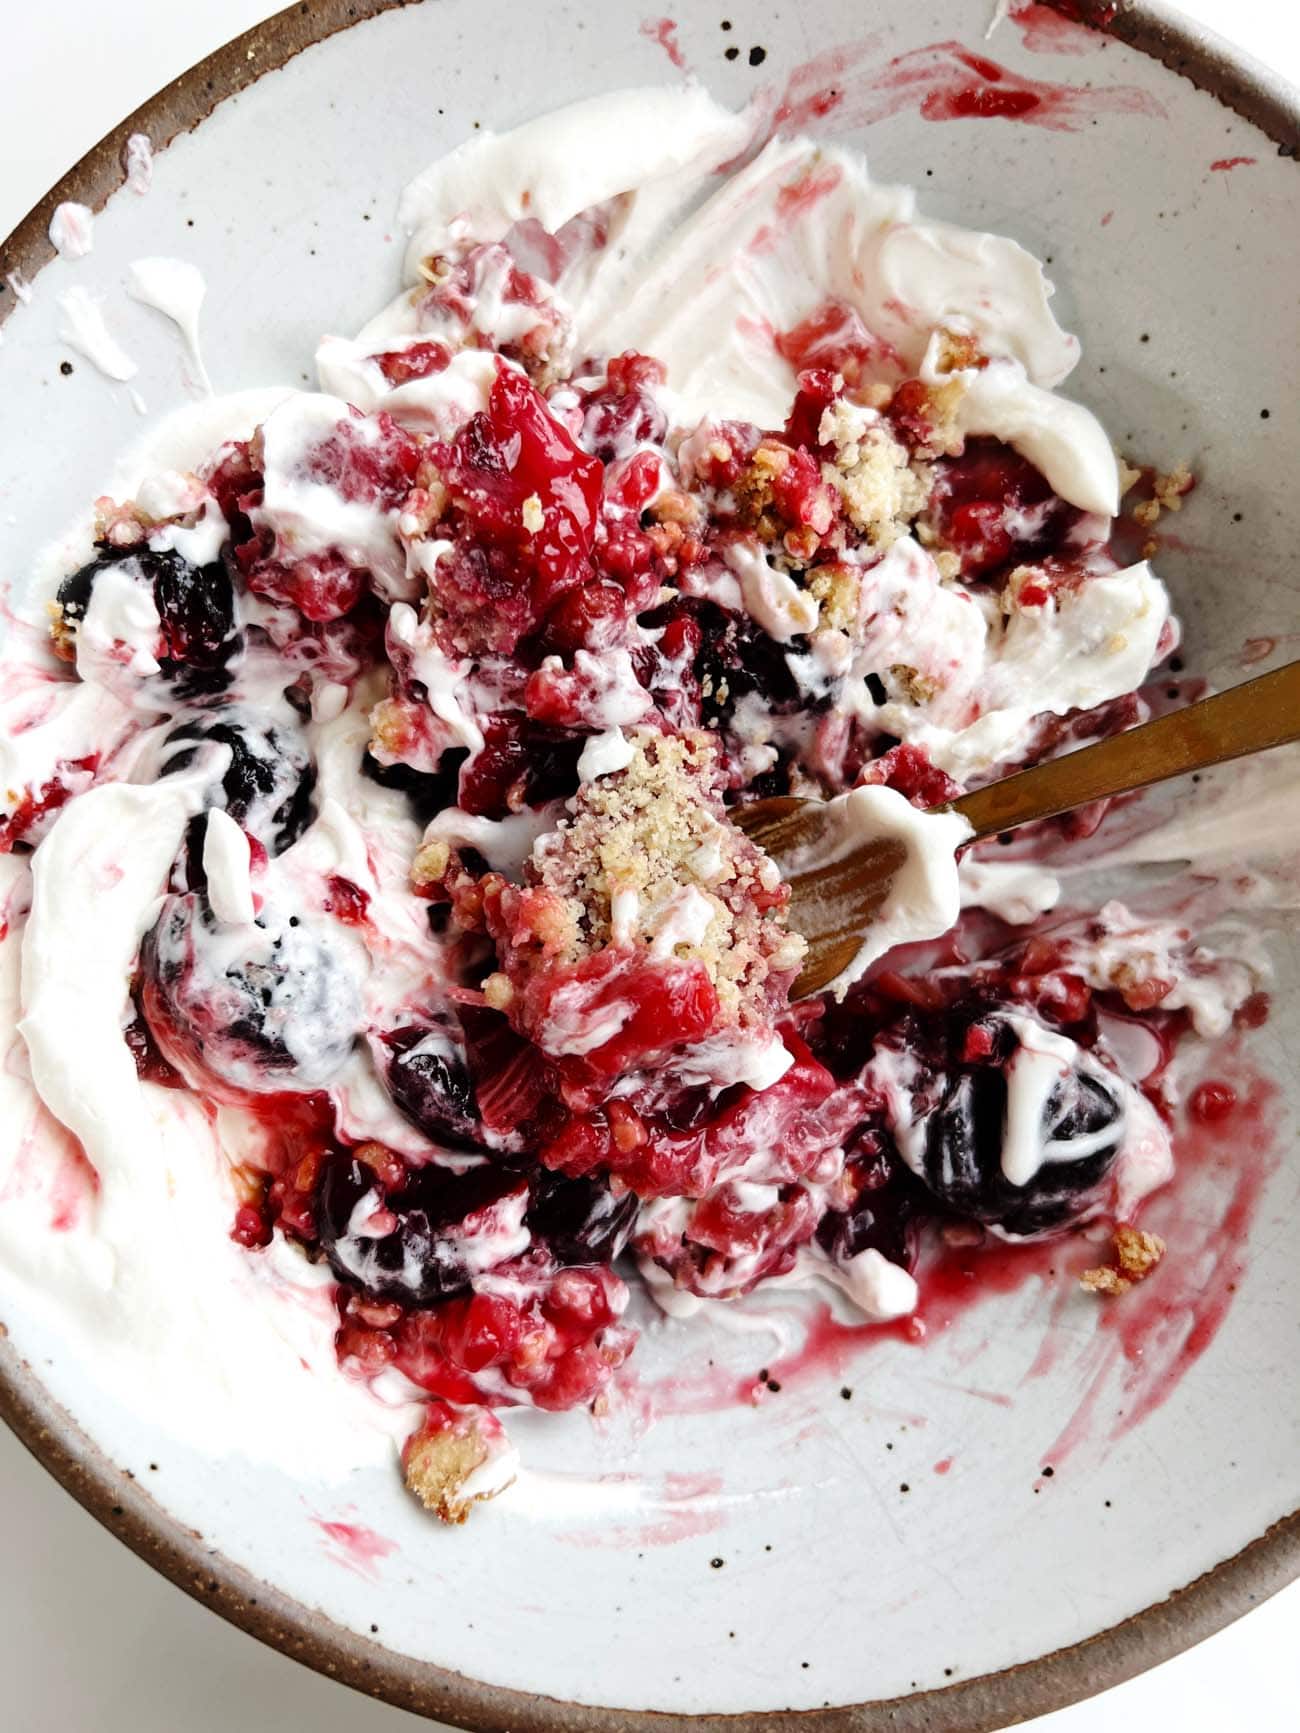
[{"x1": 0, "y1": 0, "x2": 1297, "y2": 1721}]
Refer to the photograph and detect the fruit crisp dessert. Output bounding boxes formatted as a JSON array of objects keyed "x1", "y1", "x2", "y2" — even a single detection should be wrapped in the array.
[{"x1": 0, "y1": 88, "x2": 1264, "y2": 1520}]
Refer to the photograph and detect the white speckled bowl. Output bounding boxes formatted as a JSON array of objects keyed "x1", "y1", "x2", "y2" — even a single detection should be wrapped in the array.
[{"x1": 0, "y1": 2, "x2": 1297, "y2": 1727}]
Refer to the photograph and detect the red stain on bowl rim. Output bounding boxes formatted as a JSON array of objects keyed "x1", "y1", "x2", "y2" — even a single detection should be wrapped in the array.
[
  {"x1": 766, "y1": 38, "x2": 1163, "y2": 138},
  {"x1": 1209, "y1": 155, "x2": 1257, "y2": 171},
  {"x1": 769, "y1": 41, "x2": 886, "y2": 134},
  {"x1": 1238, "y1": 635, "x2": 1300, "y2": 670},
  {"x1": 1001, "y1": 1, "x2": 1099, "y2": 55},
  {"x1": 309, "y1": 1512, "x2": 397, "y2": 1578},
  {"x1": 874, "y1": 43, "x2": 1164, "y2": 131},
  {"x1": 626, "y1": 1470, "x2": 726, "y2": 1545},
  {"x1": 640, "y1": 15, "x2": 687, "y2": 71}
]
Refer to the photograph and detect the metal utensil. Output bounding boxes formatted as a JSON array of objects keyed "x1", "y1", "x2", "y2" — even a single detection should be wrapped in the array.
[{"x1": 734, "y1": 660, "x2": 1300, "y2": 997}]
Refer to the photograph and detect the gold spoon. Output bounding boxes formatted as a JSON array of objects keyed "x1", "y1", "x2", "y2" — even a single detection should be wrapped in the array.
[{"x1": 734, "y1": 660, "x2": 1300, "y2": 998}]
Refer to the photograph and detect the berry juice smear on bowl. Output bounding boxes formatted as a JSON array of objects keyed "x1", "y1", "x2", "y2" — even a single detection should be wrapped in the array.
[{"x1": 0, "y1": 7, "x2": 1297, "y2": 1723}]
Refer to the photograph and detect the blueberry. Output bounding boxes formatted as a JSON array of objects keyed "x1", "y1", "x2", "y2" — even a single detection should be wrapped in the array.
[
  {"x1": 382, "y1": 1020, "x2": 483, "y2": 1153},
  {"x1": 874, "y1": 1010, "x2": 1126, "y2": 1237},
  {"x1": 161, "y1": 706, "x2": 316, "y2": 855},
  {"x1": 316, "y1": 1151, "x2": 529, "y2": 1305},
  {"x1": 141, "y1": 893, "x2": 362, "y2": 1094},
  {"x1": 527, "y1": 1171, "x2": 639, "y2": 1264},
  {"x1": 815, "y1": 1142, "x2": 920, "y2": 1270},
  {"x1": 57, "y1": 547, "x2": 241, "y2": 698}
]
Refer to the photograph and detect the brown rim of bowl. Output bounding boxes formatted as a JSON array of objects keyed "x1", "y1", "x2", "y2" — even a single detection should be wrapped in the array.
[{"x1": 0, "y1": 0, "x2": 1296, "y2": 1726}]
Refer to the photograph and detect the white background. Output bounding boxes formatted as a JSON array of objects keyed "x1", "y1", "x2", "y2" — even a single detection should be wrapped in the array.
[{"x1": 0, "y1": 2, "x2": 1295, "y2": 1729}]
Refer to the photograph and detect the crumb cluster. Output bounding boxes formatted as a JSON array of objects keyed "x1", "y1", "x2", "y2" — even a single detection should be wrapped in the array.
[
  {"x1": 527, "y1": 729, "x2": 804, "y2": 1021},
  {"x1": 1081, "y1": 1224, "x2": 1166, "y2": 1296},
  {"x1": 818, "y1": 400, "x2": 932, "y2": 549},
  {"x1": 402, "y1": 1405, "x2": 512, "y2": 1523}
]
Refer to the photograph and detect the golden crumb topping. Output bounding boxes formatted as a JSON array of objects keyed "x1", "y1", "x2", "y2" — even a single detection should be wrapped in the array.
[
  {"x1": 930, "y1": 328, "x2": 986, "y2": 375},
  {"x1": 818, "y1": 401, "x2": 931, "y2": 548},
  {"x1": 411, "y1": 837, "x2": 452, "y2": 888},
  {"x1": 732, "y1": 440, "x2": 835, "y2": 550},
  {"x1": 1153, "y1": 462, "x2": 1193, "y2": 513},
  {"x1": 807, "y1": 563, "x2": 861, "y2": 633},
  {"x1": 1081, "y1": 1224, "x2": 1166, "y2": 1296},
  {"x1": 1117, "y1": 455, "x2": 1142, "y2": 497},
  {"x1": 47, "y1": 599, "x2": 77, "y2": 662},
  {"x1": 403, "y1": 1411, "x2": 511, "y2": 1524},
  {"x1": 529, "y1": 729, "x2": 804, "y2": 1020}
]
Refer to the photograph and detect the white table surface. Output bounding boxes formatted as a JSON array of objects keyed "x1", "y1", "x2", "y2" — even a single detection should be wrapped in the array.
[{"x1": 1, "y1": 2, "x2": 1296, "y2": 1728}]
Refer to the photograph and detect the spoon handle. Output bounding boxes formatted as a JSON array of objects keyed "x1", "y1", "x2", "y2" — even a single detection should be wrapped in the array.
[{"x1": 951, "y1": 660, "x2": 1300, "y2": 841}]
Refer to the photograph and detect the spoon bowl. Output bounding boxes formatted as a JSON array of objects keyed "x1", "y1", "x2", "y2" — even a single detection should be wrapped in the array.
[{"x1": 736, "y1": 660, "x2": 1300, "y2": 995}]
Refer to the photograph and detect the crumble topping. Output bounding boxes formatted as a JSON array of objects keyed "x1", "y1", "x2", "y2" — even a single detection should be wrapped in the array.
[
  {"x1": 525, "y1": 728, "x2": 804, "y2": 1019},
  {"x1": 402, "y1": 1402, "x2": 516, "y2": 1523},
  {"x1": 929, "y1": 327, "x2": 987, "y2": 375},
  {"x1": 1123, "y1": 458, "x2": 1196, "y2": 530},
  {"x1": 1081, "y1": 1224, "x2": 1166, "y2": 1296},
  {"x1": 733, "y1": 438, "x2": 837, "y2": 550},
  {"x1": 47, "y1": 599, "x2": 77, "y2": 661},
  {"x1": 807, "y1": 561, "x2": 860, "y2": 632},
  {"x1": 818, "y1": 400, "x2": 932, "y2": 548},
  {"x1": 1117, "y1": 455, "x2": 1142, "y2": 497}
]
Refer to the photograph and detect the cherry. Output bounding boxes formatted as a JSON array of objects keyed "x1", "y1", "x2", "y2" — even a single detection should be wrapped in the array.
[
  {"x1": 57, "y1": 547, "x2": 241, "y2": 697},
  {"x1": 781, "y1": 366, "x2": 841, "y2": 451},
  {"x1": 141, "y1": 894, "x2": 362, "y2": 1095},
  {"x1": 816, "y1": 1139, "x2": 920, "y2": 1270},
  {"x1": 640, "y1": 596, "x2": 803, "y2": 727},
  {"x1": 457, "y1": 714, "x2": 582, "y2": 818},
  {"x1": 858, "y1": 743, "x2": 963, "y2": 809},
  {"x1": 527, "y1": 1171, "x2": 639, "y2": 1265},
  {"x1": 575, "y1": 351, "x2": 669, "y2": 462},
  {"x1": 222, "y1": 409, "x2": 420, "y2": 622},
  {"x1": 373, "y1": 340, "x2": 453, "y2": 386},
  {"x1": 530, "y1": 580, "x2": 633, "y2": 658},
  {"x1": 0, "y1": 759, "x2": 97, "y2": 854},
  {"x1": 874, "y1": 1009, "x2": 1126, "y2": 1236},
  {"x1": 1190, "y1": 1080, "x2": 1236, "y2": 1124},
  {"x1": 522, "y1": 948, "x2": 720, "y2": 1087},
  {"x1": 926, "y1": 437, "x2": 1072, "y2": 580},
  {"x1": 392, "y1": 1250, "x2": 634, "y2": 1411},
  {"x1": 383, "y1": 1020, "x2": 484, "y2": 1153},
  {"x1": 317, "y1": 1150, "x2": 529, "y2": 1306},
  {"x1": 300, "y1": 407, "x2": 421, "y2": 506},
  {"x1": 435, "y1": 362, "x2": 603, "y2": 651}
]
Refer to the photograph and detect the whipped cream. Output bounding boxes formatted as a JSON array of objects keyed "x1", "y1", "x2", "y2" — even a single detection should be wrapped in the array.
[
  {"x1": 48, "y1": 202, "x2": 94, "y2": 261},
  {"x1": 127, "y1": 257, "x2": 213, "y2": 394},
  {"x1": 124, "y1": 133, "x2": 154, "y2": 196},
  {"x1": 57, "y1": 287, "x2": 138, "y2": 381},
  {"x1": 778, "y1": 786, "x2": 973, "y2": 997}
]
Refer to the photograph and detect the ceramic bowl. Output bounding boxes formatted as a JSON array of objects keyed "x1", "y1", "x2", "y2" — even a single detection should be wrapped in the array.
[{"x1": 0, "y1": 2, "x2": 1297, "y2": 1727}]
